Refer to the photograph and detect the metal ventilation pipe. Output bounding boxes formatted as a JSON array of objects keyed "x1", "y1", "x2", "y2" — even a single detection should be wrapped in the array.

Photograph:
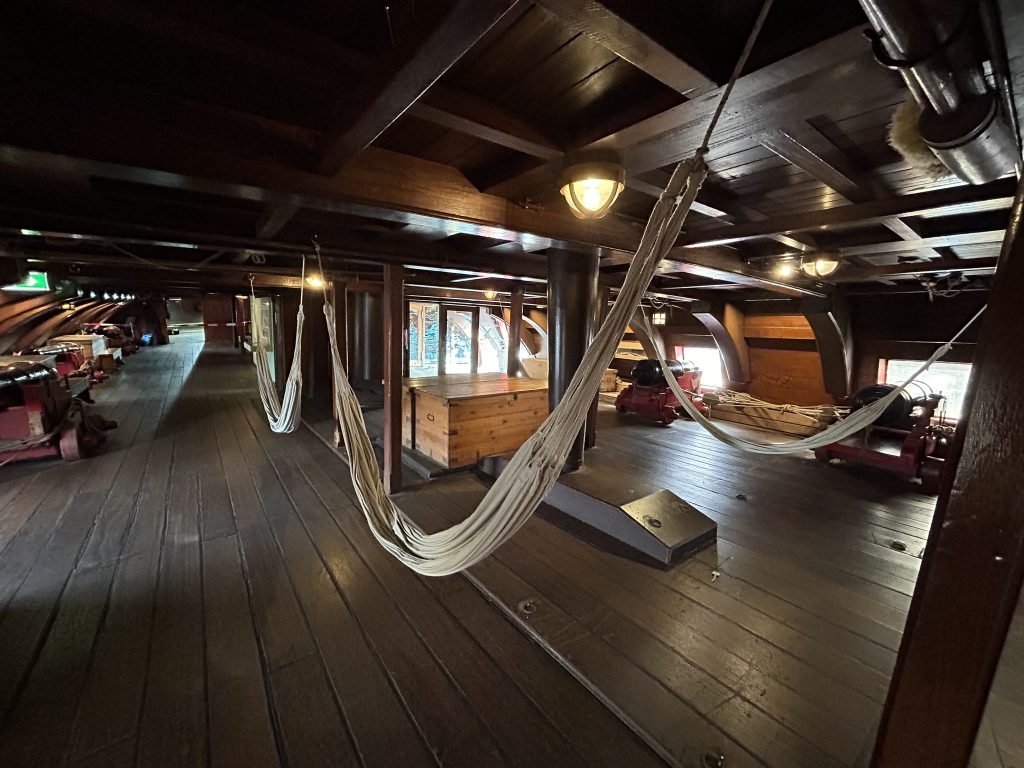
[{"x1": 858, "y1": 0, "x2": 1020, "y2": 183}]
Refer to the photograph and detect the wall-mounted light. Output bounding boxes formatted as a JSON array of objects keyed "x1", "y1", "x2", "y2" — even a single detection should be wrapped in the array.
[
  {"x1": 306, "y1": 275, "x2": 325, "y2": 289},
  {"x1": 483, "y1": 290, "x2": 497, "y2": 300},
  {"x1": 559, "y1": 150, "x2": 625, "y2": 220},
  {"x1": 89, "y1": 291, "x2": 97, "y2": 299},
  {"x1": 800, "y1": 253, "x2": 842, "y2": 278}
]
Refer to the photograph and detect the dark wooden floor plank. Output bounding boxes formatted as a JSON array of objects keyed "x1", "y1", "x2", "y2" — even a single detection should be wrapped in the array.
[
  {"x1": 135, "y1": 472, "x2": 207, "y2": 768},
  {"x1": 261, "y1": 415, "x2": 603, "y2": 768},
  {"x1": 202, "y1": 534, "x2": 281, "y2": 768},
  {"x1": 227, "y1": 406, "x2": 437, "y2": 768},
  {"x1": 0, "y1": 564, "x2": 116, "y2": 768},
  {"x1": 233, "y1": 398, "x2": 509, "y2": 768}
]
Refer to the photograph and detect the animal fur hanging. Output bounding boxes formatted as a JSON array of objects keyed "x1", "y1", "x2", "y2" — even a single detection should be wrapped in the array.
[{"x1": 887, "y1": 100, "x2": 951, "y2": 181}]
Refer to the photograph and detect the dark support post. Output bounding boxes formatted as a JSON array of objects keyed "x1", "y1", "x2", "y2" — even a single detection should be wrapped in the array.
[
  {"x1": 437, "y1": 305, "x2": 448, "y2": 375},
  {"x1": 507, "y1": 284, "x2": 524, "y2": 376},
  {"x1": 470, "y1": 306, "x2": 480, "y2": 375},
  {"x1": 383, "y1": 264, "x2": 404, "y2": 495},
  {"x1": 548, "y1": 249, "x2": 599, "y2": 471},
  {"x1": 402, "y1": 299, "x2": 411, "y2": 378},
  {"x1": 801, "y1": 296, "x2": 852, "y2": 399},
  {"x1": 690, "y1": 301, "x2": 751, "y2": 389},
  {"x1": 585, "y1": 287, "x2": 611, "y2": 450},
  {"x1": 871, "y1": 184, "x2": 1024, "y2": 767}
]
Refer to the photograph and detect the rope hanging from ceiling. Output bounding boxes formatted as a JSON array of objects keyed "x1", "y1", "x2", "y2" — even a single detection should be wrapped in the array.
[
  {"x1": 306, "y1": 0, "x2": 776, "y2": 576},
  {"x1": 251, "y1": 258, "x2": 306, "y2": 434}
]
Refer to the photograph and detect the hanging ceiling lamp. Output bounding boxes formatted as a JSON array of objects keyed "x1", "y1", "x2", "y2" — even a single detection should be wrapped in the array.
[
  {"x1": 558, "y1": 150, "x2": 625, "y2": 219},
  {"x1": 800, "y1": 253, "x2": 842, "y2": 278}
]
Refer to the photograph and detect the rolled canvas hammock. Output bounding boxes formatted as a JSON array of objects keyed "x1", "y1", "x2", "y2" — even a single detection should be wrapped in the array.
[
  {"x1": 251, "y1": 262, "x2": 306, "y2": 434},
  {"x1": 638, "y1": 304, "x2": 987, "y2": 455}
]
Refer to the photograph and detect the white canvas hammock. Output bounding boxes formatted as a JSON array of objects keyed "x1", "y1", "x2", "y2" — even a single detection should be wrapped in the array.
[
  {"x1": 251, "y1": 262, "x2": 306, "y2": 434},
  {"x1": 637, "y1": 305, "x2": 987, "y2": 455},
  {"x1": 320, "y1": 149, "x2": 709, "y2": 575},
  {"x1": 300, "y1": 0, "x2": 788, "y2": 576}
]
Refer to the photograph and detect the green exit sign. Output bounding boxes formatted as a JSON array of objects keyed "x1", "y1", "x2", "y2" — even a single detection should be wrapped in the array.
[{"x1": 3, "y1": 270, "x2": 50, "y2": 292}]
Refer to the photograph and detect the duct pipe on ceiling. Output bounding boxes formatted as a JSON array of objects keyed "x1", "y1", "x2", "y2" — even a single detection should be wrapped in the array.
[{"x1": 859, "y1": 0, "x2": 1021, "y2": 183}]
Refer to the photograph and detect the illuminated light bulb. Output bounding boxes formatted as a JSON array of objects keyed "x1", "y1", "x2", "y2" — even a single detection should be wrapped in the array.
[
  {"x1": 800, "y1": 255, "x2": 841, "y2": 278},
  {"x1": 305, "y1": 275, "x2": 325, "y2": 289},
  {"x1": 89, "y1": 291, "x2": 96, "y2": 299},
  {"x1": 103, "y1": 292, "x2": 110, "y2": 300},
  {"x1": 558, "y1": 153, "x2": 625, "y2": 220},
  {"x1": 776, "y1": 262, "x2": 797, "y2": 279},
  {"x1": 483, "y1": 290, "x2": 498, "y2": 300}
]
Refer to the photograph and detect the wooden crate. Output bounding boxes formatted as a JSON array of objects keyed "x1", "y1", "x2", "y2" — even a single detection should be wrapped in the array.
[{"x1": 403, "y1": 375, "x2": 548, "y2": 468}]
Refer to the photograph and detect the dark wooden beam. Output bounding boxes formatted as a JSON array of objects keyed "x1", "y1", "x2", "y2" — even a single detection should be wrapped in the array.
[
  {"x1": 411, "y1": 88, "x2": 562, "y2": 160},
  {"x1": 677, "y1": 180, "x2": 1017, "y2": 248},
  {"x1": 759, "y1": 123, "x2": 944, "y2": 259},
  {"x1": 829, "y1": 256, "x2": 999, "y2": 282},
  {"x1": 689, "y1": 301, "x2": 751, "y2": 388},
  {"x1": 658, "y1": 253, "x2": 827, "y2": 298},
  {"x1": 315, "y1": 0, "x2": 520, "y2": 175},
  {"x1": 382, "y1": 263, "x2": 404, "y2": 495},
  {"x1": 487, "y1": 28, "x2": 888, "y2": 197},
  {"x1": 533, "y1": 0, "x2": 716, "y2": 97},
  {"x1": 507, "y1": 283, "x2": 524, "y2": 375},
  {"x1": 871, "y1": 185, "x2": 1024, "y2": 767},
  {"x1": 255, "y1": 202, "x2": 300, "y2": 240},
  {"x1": 800, "y1": 296, "x2": 852, "y2": 398}
]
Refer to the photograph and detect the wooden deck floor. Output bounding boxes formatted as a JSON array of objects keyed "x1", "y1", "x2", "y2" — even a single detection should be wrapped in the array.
[
  {"x1": 0, "y1": 336, "x2": 662, "y2": 768},
  {"x1": 399, "y1": 408, "x2": 1022, "y2": 768}
]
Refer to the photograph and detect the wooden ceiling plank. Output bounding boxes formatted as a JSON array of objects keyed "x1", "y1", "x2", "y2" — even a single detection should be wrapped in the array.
[
  {"x1": 315, "y1": 0, "x2": 521, "y2": 176},
  {"x1": 532, "y1": 0, "x2": 717, "y2": 97}
]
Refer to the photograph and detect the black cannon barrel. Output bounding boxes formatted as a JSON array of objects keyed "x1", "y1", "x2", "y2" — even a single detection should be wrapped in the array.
[
  {"x1": 631, "y1": 359, "x2": 697, "y2": 386},
  {"x1": 0, "y1": 362, "x2": 57, "y2": 408}
]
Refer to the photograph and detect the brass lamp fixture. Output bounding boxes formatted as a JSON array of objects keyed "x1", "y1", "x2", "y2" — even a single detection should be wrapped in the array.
[
  {"x1": 799, "y1": 253, "x2": 842, "y2": 278},
  {"x1": 559, "y1": 150, "x2": 625, "y2": 219}
]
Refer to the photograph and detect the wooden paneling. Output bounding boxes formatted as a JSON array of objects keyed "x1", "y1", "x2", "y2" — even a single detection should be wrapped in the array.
[
  {"x1": 747, "y1": 347, "x2": 832, "y2": 406},
  {"x1": 202, "y1": 293, "x2": 234, "y2": 342},
  {"x1": 744, "y1": 313, "x2": 816, "y2": 341}
]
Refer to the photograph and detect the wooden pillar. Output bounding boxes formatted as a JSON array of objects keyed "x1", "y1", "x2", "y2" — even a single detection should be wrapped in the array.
[
  {"x1": 507, "y1": 284, "x2": 524, "y2": 376},
  {"x1": 402, "y1": 298, "x2": 411, "y2": 378},
  {"x1": 690, "y1": 301, "x2": 751, "y2": 388},
  {"x1": 548, "y1": 249, "x2": 599, "y2": 470},
  {"x1": 437, "y1": 305, "x2": 448, "y2": 375},
  {"x1": 382, "y1": 264, "x2": 404, "y2": 495},
  {"x1": 871, "y1": 182, "x2": 1024, "y2": 767},
  {"x1": 585, "y1": 287, "x2": 610, "y2": 450},
  {"x1": 470, "y1": 306, "x2": 480, "y2": 375},
  {"x1": 801, "y1": 296, "x2": 852, "y2": 399}
]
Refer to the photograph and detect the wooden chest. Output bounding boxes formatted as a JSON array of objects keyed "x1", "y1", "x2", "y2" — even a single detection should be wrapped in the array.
[{"x1": 403, "y1": 374, "x2": 548, "y2": 469}]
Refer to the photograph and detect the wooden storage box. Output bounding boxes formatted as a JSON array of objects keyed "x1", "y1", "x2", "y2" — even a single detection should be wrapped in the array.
[
  {"x1": 600, "y1": 368, "x2": 619, "y2": 392},
  {"x1": 403, "y1": 375, "x2": 548, "y2": 469},
  {"x1": 49, "y1": 334, "x2": 108, "y2": 360}
]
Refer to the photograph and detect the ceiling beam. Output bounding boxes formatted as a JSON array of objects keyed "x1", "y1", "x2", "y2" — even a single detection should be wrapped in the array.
[
  {"x1": 827, "y1": 256, "x2": 998, "y2": 282},
  {"x1": 411, "y1": 88, "x2": 562, "y2": 160},
  {"x1": 676, "y1": 179, "x2": 1017, "y2": 247},
  {"x1": 315, "y1": 0, "x2": 521, "y2": 176},
  {"x1": 533, "y1": 0, "x2": 717, "y2": 97},
  {"x1": 759, "y1": 123, "x2": 945, "y2": 258},
  {"x1": 486, "y1": 27, "x2": 889, "y2": 198}
]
